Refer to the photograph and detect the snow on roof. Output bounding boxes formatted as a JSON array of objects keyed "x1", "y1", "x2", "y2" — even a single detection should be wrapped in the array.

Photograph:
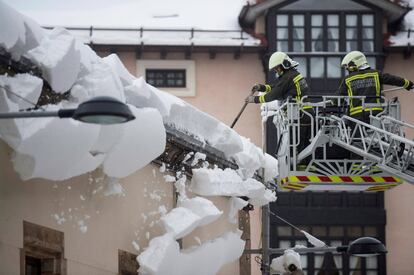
[
  {"x1": 389, "y1": 0, "x2": 414, "y2": 46},
  {"x1": 0, "y1": 2, "x2": 278, "y2": 273},
  {"x1": 3, "y1": 0, "x2": 260, "y2": 47},
  {"x1": 0, "y1": 0, "x2": 278, "y2": 183}
]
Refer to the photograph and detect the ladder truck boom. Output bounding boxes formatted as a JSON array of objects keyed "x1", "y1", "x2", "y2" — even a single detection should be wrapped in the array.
[{"x1": 267, "y1": 95, "x2": 414, "y2": 191}]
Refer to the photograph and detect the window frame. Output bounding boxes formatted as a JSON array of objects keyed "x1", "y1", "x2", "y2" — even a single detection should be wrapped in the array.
[
  {"x1": 273, "y1": 11, "x2": 379, "y2": 53},
  {"x1": 145, "y1": 69, "x2": 187, "y2": 88},
  {"x1": 269, "y1": 10, "x2": 382, "y2": 93},
  {"x1": 137, "y1": 59, "x2": 196, "y2": 97}
]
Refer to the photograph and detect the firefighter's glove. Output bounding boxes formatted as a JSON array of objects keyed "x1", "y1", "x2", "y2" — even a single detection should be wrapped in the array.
[
  {"x1": 406, "y1": 81, "x2": 414, "y2": 91},
  {"x1": 251, "y1": 84, "x2": 266, "y2": 92},
  {"x1": 245, "y1": 95, "x2": 255, "y2": 103}
]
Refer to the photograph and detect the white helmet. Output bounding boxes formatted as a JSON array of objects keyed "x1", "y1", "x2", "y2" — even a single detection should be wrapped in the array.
[
  {"x1": 341, "y1": 51, "x2": 369, "y2": 71},
  {"x1": 268, "y1": 52, "x2": 299, "y2": 71}
]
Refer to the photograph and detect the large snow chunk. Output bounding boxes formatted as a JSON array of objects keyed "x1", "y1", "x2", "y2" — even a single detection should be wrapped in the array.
[
  {"x1": 233, "y1": 136, "x2": 265, "y2": 179},
  {"x1": 11, "y1": 109, "x2": 102, "y2": 180},
  {"x1": 160, "y1": 207, "x2": 201, "y2": 239},
  {"x1": 27, "y1": 27, "x2": 80, "y2": 93},
  {"x1": 178, "y1": 196, "x2": 223, "y2": 226},
  {"x1": 90, "y1": 124, "x2": 125, "y2": 156},
  {"x1": 125, "y1": 77, "x2": 181, "y2": 117},
  {"x1": 0, "y1": 73, "x2": 43, "y2": 110},
  {"x1": 70, "y1": 58, "x2": 125, "y2": 103},
  {"x1": 137, "y1": 233, "x2": 179, "y2": 274},
  {"x1": 125, "y1": 78, "x2": 243, "y2": 157},
  {"x1": 166, "y1": 103, "x2": 243, "y2": 157},
  {"x1": 228, "y1": 197, "x2": 248, "y2": 224},
  {"x1": 138, "y1": 230, "x2": 245, "y2": 275},
  {"x1": 21, "y1": 16, "x2": 45, "y2": 53},
  {"x1": 161, "y1": 197, "x2": 222, "y2": 240},
  {"x1": 103, "y1": 53, "x2": 136, "y2": 86},
  {"x1": 103, "y1": 106, "x2": 166, "y2": 178},
  {"x1": 249, "y1": 188, "x2": 277, "y2": 207},
  {"x1": 0, "y1": 87, "x2": 23, "y2": 148},
  {"x1": 178, "y1": 230, "x2": 245, "y2": 275},
  {"x1": 190, "y1": 167, "x2": 264, "y2": 197},
  {"x1": 0, "y1": 1, "x2": 25, "y2": 58},
  {"x1": 75, "y1": 41, "x2": 99, "y2": 75},
  {"x1": 270, "y1": 249, "x2": 302, "y2": 275},
  {"x1": 0, "y1": 77, "x2": 45, "y2": 149}
]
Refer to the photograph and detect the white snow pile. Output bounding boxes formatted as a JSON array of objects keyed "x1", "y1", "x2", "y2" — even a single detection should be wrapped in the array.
[
  {"x1": 139, "y1": 175, "x2": 244, "y2": 274},
  {"x1": 190, "y1": 167, "x2": 276, "y2": 207},
  {"x1": 0, "y1": 2, "x2": 279, "y2": 274},
  {"x1": 26, "y1": 27, "x2": 80, "y2": 93},
  {"x1": 138, "y1": 230, "x2": 245, "y2": 275},
  {"x1": 161, "y1": 196, "x2": 222, "y2": 239},
  {"x1": 389, "y1": 0, "x2": 414, "y2": 46},
  {"x1": 0, "y1": 0, "x2": 165, "y2": 181},
  {"x1": 270, "y1": 249, "x2": 302, "y2": 275},
  {"x1": 228, "y1": 197, "x2": 249, "y2": 224}
]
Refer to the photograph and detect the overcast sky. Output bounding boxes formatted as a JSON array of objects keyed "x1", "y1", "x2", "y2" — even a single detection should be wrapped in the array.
[{"x1": 2, "y1": 0, "x2": 251, "y2": 29}]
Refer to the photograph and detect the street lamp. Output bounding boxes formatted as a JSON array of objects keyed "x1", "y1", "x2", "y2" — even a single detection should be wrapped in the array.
[
  {"x1": 345, "y1": 236, "x2": 387, "y2": 257},
  {"x1": 245, "y1": 236, "x2": 386, "y2": 274},
  {"x1": 0, "y1": 96, "x2": 135, "y2": 125},
  {"x1": 262, "y1": 237, "x2": 387, "y2": 257}
]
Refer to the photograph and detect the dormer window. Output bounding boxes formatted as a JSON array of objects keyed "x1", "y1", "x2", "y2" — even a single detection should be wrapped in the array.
[
  {"x1": 271, "y1": 9, "x2": 380, "y2": 93},
  {"x1": 274, "y1": 13, "x2": 376, "y2": 53}
]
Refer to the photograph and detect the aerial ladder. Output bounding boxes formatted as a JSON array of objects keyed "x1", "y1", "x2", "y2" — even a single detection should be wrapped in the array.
[{"x1": 266, "y1": 95, "x2": 414, "y2": 191}]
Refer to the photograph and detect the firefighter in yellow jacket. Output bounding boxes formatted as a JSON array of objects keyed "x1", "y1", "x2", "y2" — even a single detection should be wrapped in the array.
[
  {"x1": 245, "y1": 52, "x2": 311, "y2": 105},
  {"x1": 246, "y1": 52, "x2": 312, "y2": 163},
  {"x1": 339, "y1": 50, "x2": 413, "y2": 122}
]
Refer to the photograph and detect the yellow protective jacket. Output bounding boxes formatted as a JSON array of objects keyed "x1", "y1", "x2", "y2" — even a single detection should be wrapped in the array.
[
  {"x1": 253, "y1": 69, "x2": 311, "y2": 107},
  {"x1": 339, "y1": 68, "x2": 411, "y2": 116}
]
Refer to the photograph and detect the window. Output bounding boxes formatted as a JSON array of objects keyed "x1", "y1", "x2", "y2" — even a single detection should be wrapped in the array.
[
  {"x1": 273, "y1": 12, "x2": 379, "y2": 93},
  {"x1": 362, "y1": 15, "x2": 375, "y2": 52},
  {"x1": 292, "y1": 15, "x2": 305, "y2": 52},
  {"x1": 22, "y1": 221, "x2": 65, "y2": 275},
  {"x1": 119, "y1": 250, "x2": 139, "y2": 275},
  {"x1": 146, "y1": 69, "x2": 186, "y2": 88},
  {"x1": 276, "y1": 15, "x2": 289, "y2": 52},
  {"x1": 276, "y1": 13, "x2": 376, "y2": 53},
  {"x1": 137, "y1": 60, "x2": 196, "y2": 97}
]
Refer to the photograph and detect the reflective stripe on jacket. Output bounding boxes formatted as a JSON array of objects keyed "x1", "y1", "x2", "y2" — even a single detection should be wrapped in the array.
[
  {"x1": 339, "y1": 68, "x2": 410, "y2": 116},
  {"x1": 254, "y1": 69, "x2": 311, "y2": 109}
]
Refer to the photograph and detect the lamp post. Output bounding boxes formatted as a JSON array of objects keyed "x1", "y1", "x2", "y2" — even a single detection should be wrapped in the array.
[
  {"x1": 0, "y1": 96, "x2": 135, "y2": 125},
  {"x1": 247, "y1": 236, "x2": 386, "y2": 257},
  {"x1": 247, "y1": 237, "x2": 386, "y2": 274}
]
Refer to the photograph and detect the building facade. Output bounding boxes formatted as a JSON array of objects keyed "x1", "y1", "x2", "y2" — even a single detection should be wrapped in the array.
[{"x1": 239, "y1": 0, "x2": 414, "y2": 274}]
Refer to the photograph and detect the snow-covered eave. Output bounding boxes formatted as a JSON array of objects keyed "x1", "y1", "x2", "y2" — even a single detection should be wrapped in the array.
[
  {"x1": 0, "y1": 47, "x2": 263, "y2": 182},
  {"x1": 0, "y1": 47, "x2": 70, "y2": 107},
  {"x1": 154, "y1": 125, "x2": 245, "y2": 178},
  {"x1": 92, "y1": 43, "x2": 264, "y2": 60},
  {"x1": 43, "y1": 26, "x2": 263, "y2": 49}
]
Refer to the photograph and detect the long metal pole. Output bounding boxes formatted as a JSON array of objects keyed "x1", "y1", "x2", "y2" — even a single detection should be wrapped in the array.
[
  {"x1": 261, "y1": 117, "x2": 270, "y2": 275},
  {"x1": 230, "y1": 90, "x2": 255, "y2": 128},
  {"x1": 0, "y1": 110, "x2": 59, "y2": 119},
  {"x1": 383, "y1": 86, "x2": 404, "y2": 92},
  {"x1": 245, "y1": 246, "x2": 344, "y2": 255},
  {"x1": 0, "y1": 109, "x2": 76, "y2": 119}
]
